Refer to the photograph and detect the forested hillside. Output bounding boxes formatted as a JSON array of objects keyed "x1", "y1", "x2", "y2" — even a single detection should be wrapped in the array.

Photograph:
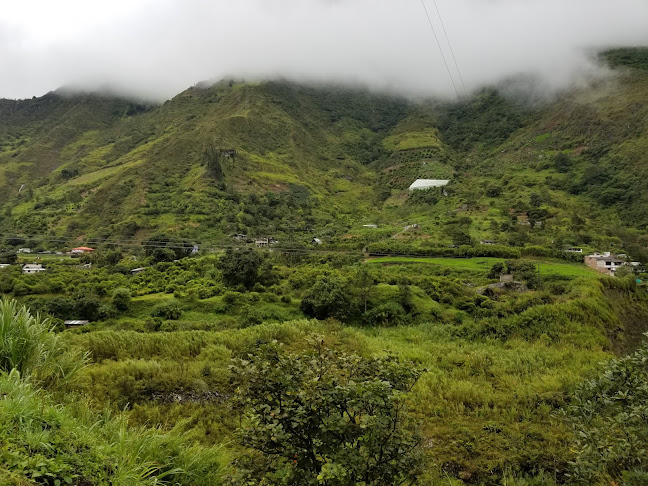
[{"x1": 0, "y1": 49, "x2": 646, "y2": 260}]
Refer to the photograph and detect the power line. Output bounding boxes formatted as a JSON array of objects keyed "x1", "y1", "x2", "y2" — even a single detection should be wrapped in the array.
[
  {"x1": 431, "y1": 0, "x2": 469, "y2": 98},
  {"x1": 0, "y1": 231, "x2": 363, "y2": 256},
  {"x1": 419, "y1": 0, "x2": 460, "y2": 100}
]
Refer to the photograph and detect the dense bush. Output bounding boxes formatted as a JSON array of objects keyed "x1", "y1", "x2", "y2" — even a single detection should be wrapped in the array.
[
  {"x1": 150, "y1": 301, "x2": 182, "y2": 320},
  {"x1": 228, "y1": 341, "x2": 423, "y2": 485},
  {"x1": 363, "y1": 301, "x2": 408, "y2": 326},
  {"x1": 112, "y1": 287, "x2": 132, "y2": 311},
  {"x1": 218, "y1": 249, "x2": 275, "y2": 291},
  {"x1": 563, "y1": 340, "x2": 648, "y2": 483},
  {"x1": 300, "y1": 275, "x2": 354, "y2": 321}
]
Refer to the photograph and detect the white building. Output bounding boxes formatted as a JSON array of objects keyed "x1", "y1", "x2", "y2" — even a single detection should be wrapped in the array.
[
  {"x1": 22, "y1": 264, "x2": 46, "y2": 274},
  {"x1": 408, "y1": 179, "x2": 450, "y2": 191},
  {"x1": 584, "y1": 252, "x2": 626, "y2": 276}
]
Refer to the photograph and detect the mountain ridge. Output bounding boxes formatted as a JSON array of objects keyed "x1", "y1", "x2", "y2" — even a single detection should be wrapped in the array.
[{"x1": 0, "y1": 48, "x2": 646, "y2": 260}]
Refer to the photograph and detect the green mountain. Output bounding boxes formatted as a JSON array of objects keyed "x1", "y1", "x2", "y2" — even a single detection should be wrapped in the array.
[{"x1": 0, "y1": 48, "x2": 647, "y2": 259}]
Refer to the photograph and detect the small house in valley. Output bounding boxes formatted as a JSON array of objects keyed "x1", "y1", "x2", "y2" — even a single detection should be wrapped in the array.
[
  {"x1": 22, "y1": 264, "x2": 46, "y2": 274},
  {"x1": 231, "y1": 234, "x2": 249, "y2": 243},
  {"x1": 71, "y1": 246, "x2": 95, "y2": 255},
  {"x1": 255, "y1": 237, "x2": 278, "y2": 248},
  {"x1": 64, "y1": 320, "x2": 89, "y2": 329},
  {"x1": 131, "y1": 267, "x2": 147, "y2": 276},
  {"x1": 585, "y1": 252, "x2": 626, "y2": 276}
]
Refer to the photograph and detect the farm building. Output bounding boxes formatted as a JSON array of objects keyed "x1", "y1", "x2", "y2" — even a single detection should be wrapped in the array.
[
  {"x1": 585, "y1": 252, "x2": 626, "y2": 276},
  {"x1": 64, "y1": 320, "x2": 89, "y2": 328},
  {"x1": 71, "y1": 247, "x2": 95, "y2": 254},
  {"x1": 22, "y1": 264, "x2": 46, "y2": 274},
  {"x1": 408, "y1": 179, "x2": 450, "y2": 191}
]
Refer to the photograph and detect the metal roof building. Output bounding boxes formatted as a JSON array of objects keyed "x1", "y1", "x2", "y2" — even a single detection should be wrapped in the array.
[{"x1": 408, "y1": 179, "x2": 450, "y2": 191}]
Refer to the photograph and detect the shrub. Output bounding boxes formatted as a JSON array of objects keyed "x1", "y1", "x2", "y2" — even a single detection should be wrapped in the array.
[
  {"x1": 300, "y1": 275, "x2": 354, "y2": 321},
  {"x1": 222, "y1": 291, "x2": 241, "y2": 307},
  {"x1": 239, "y1": 305, "x2": 263, "y2": 327},
  {"x1": 363, "y1": 302, "x2": 408, "y2": 327},
  {"x1": 563, "y1": 340, "x2": 648, "y2": 483},
  {"x1": 150, "y1": 301, "x2": 182, "y2": 320},
  {"x1": 228, "y1": 341, "x2": 424, "y2": 485},
  {"x1": 112, "y1": 287, "x2": 132, "y2": 311}
]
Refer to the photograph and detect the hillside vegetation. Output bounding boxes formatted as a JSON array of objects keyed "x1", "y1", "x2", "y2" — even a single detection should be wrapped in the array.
[
  {"x1": 0, "y1": 49, "x2": 646, "y2": 259},
  {"x1": 1, "y1": 48, "x2": 648, "y2": 485}
]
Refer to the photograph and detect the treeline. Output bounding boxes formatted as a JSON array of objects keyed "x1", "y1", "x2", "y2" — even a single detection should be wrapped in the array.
[{"x1": 367, "y1": 242, "x2": 585, "y2": 262}]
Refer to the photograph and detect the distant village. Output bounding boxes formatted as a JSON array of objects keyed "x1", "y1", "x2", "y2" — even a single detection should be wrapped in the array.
[{"x1": 0, "y1": 179, "x2": 644, "y2": 280}]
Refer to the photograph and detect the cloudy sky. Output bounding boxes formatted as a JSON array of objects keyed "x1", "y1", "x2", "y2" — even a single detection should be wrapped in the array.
[{"x1": 1, "y1": 0, "x2": 648, "y2": 100}]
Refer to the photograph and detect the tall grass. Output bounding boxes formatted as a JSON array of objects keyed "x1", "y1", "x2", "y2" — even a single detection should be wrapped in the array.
[
  {"x1": 0, "y1": 370, "x2": 226, "y2": 485},
  {"x1": 0, "y1": 297, "x2": 86, "y2": 388}
]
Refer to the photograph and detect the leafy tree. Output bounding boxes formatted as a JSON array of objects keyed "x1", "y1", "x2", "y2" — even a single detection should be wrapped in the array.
[
  {"x1": 563, "y1": 340, "x2": 648, "y2": 484},
  {"x1": 218, "y1": 249, "x2": 272, "y2": 291},
  {"x1": 407, "y1": 188, "x2": 439, "y2": 206},
  {"x1": 398, "y1": 279, "x2": 414, "y2": 314},
  {"x1": 488, "y1": 262, "x2": 506, "y2": 279},
  {"x1": 300, "y1": 275, "x2": 354, "y2": 321},
  {"x1": 74, "y1": 294, "x2": 102, "y2": 321},
  {"x1": 485, "y1": 185, "x2": 502, "y2": 197},
  {"x1": 554, "y1": 152, "x2": 573, "y2": 173},
  {"x1": 228, "y1": 341, "x2": 424, "y2": 485},
  {"x1": 353, "y1": 266, "x2": 375, "y2": 313},
  {"x1": 450, "y1": 228, "x2": 472, "y2": 247},
  {"x1": 0, "y1": 250, "x2": 17, "y2": 264},
  {"x1": 112, "y1": 288, "x2": 132, "y2": 312},
  {"x1": 529, "y1": 192, "x2": 543, "y2": 208},
  {"x1": 150, "y1": 247, "x2": 177, "y2": 264},
  {"x1": 101, "y1": 249, "x2": 123, "y2": 267},
  {"x1": 203, "y1": 144, "x2": 225, "y2": 182},
  {"x1": 24, "y1": 296, "x2": 75, "y2": 320}
]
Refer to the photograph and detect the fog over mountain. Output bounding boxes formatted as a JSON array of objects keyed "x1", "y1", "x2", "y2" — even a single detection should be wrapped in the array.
[{"x1": 2, "y1": 0, "x2": 648, "y2": 101}]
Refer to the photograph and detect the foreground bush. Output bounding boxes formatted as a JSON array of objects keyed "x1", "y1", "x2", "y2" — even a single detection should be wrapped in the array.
[
  {"x1": 228, "y1": 340, "x2": 424, "y2": 485},
  {"x1": 564, "y1": 339, "x2": 648, "y2": 484}
]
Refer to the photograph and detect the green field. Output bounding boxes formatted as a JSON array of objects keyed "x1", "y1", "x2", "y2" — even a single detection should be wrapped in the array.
[{"x1": 368, "y1": 256, "x2": 600, "y2": 279}]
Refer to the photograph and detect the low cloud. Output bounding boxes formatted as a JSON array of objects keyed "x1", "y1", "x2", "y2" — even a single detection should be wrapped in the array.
[{"x1": 1, "y1": 0, "x2": 647, "y2": 101}]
